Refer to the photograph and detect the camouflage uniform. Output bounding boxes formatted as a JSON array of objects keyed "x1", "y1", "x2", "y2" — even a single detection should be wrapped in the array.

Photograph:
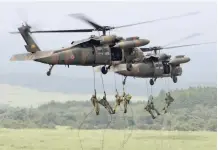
[
  {"x1": 163, "y1": 92, "x2": 174, "y2": 113},
  {"x1": 90, "y1": 94, "x2": 100, "y2": 115},
  {"x1": 113, "y1": 92, "x2": 123, "y2": 113},
  {"x1": 123, "y1": 93, "x2": 132, "y2": 113},
  {"x1": 144, "y1": 96, "x2": 160, "y2": 119},
  {"x1": 98, "y1": 92, "x2": 115, "y2": 114}
]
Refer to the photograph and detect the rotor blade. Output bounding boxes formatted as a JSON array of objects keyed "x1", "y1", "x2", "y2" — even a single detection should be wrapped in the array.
[
  {"x1": 163, "y1": 33, "x2": 202, "y2": 47},
  {"x1": 10, "y1": 31, "x2": 20, "y2": 34},
  {"x1": 68, "y1": 13, "x2": 104, "y2": 30},
  {"x1": 163, "y1": 42, "x2": 216, "y2": 49},
  {"x1": 114, "y1": 11, "x2": 200, "y2": 29},
  {"x1": 30, "y1": 29, "x2": 94, "y2": 33}
]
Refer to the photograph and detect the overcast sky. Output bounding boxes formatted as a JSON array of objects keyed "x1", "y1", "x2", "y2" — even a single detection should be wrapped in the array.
[{"x1": 0, "y1": 1, "x2": 216, "y2": 94}]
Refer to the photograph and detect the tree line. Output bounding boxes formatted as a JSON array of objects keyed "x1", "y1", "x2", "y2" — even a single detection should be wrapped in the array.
[{"x1": 0, "y1": 86, "x2": 216, "y2": 131}]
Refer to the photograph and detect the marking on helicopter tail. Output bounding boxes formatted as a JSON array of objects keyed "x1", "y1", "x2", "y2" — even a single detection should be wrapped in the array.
[{"x1": 31, "y1": 44, "x2": 36, "y2": 49}]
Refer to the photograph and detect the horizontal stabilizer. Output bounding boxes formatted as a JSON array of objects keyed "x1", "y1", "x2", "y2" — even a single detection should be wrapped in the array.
[{"x1": 10, "y1": 51, "x2": 53, "y2": 61}]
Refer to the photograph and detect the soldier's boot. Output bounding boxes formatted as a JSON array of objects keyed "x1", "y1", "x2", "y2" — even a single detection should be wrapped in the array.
[
  {"x1": 124, "y1": 101, "x2": 127, "y2": 113},
  {"x1": 149, "y1": 110, "x2": 156, "y2": 119},
  {"x1": 95, "y1": 103, "x2": 100, "y2": 115},
  {"x1": 164, "y1": 103, "x2": 170, "y2": 113},
  {"x1": 113, "y1": 104, "x2": 118, "y2": 113},
  {"x1": 154, "y1": 108, "x2": 161, "y2": 116}
]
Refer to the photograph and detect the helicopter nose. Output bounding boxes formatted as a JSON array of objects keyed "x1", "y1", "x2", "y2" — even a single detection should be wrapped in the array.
[{"x1": 185, "y1": 56, "x2": 191, "y2": 62}]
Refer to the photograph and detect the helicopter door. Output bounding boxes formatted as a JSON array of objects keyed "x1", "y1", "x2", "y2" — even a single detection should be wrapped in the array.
[
  {"x1": 153, "y1": 62, "x2": 164, "y2": 77},
  {"x1": 94, "y1": 45, "x2": 111, "y2": 65}
]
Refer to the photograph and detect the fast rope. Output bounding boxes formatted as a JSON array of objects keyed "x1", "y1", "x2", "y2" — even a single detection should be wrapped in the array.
[
  {"x1": 101, "y1": 112, "x2": 113, "y2": 150},
  {"x1": 116, "y1": 76, "x2": 134, "y2": 150},
  {"x1": 78, "y1": 67, "x2": 97, "y2": 150},
  {"x1": 93, "y1": 67, "x2": 96, "y2": 92},
  {"x1": 119, "y1": 105, "x2": 134, "y2": 150},
  {"x1": 100, "y1": 73, "x2": 105, "y2": 93},
  {"x1": 78, "y1": 108, "x2": 94, "y2": 150},
  {"x1": 145, "y1": 79, "x2": 150, "y2": 103},
  {"x1": 114, "y1": 72, "x2": 117, "y2": 92},
  {"x1": 99, "y1": 72, "x2": 113, "y2": 150},
  {"x1": 150, "y1": 83, "x2": 153, "y2": 95}
]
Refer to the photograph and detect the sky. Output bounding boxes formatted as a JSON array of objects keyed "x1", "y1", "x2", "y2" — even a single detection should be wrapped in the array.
[{"x1": 0, "y1": 1, "x2": 216, "y2": 96}]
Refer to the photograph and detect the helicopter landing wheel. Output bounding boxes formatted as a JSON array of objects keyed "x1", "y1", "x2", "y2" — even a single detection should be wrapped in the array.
[
  {"x1": 126, "y1": 63, "x2": 133, "y2": 71},
  {"x1": 172, "y1": 76, "x2": 177, "y2": 83},
  {"x1": 149, "y1": 79, "x2": 154, "y2": 86},
  {"x1": 46, "y1": 65, "x2": 54, "y2": 76},
  {"x1": 46, "y1": 71, "x2": 51, "y2": 76},
  {"x1": 101, "y1": 66, "x2": 108, "y2": 74}
]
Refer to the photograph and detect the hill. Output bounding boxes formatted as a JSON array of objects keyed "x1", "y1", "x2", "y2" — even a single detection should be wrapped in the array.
[
  {"x1": 0, "y1": 84, "x2": 145, "y2": 107},
  {"x1": 0, "y1": 73, "x2": 216, "y2": 97},
  {"x1": 0, "y1": 86, "x2": 216, "y2": 131}
]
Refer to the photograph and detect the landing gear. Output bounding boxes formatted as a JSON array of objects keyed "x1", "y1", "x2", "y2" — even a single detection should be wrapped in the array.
[
  {"x1": 149, "y1": 79, "x2": 154, "y2": 85},
  {"x1": 172, "y1": 76, "x2": 177, "y2": 83},
  {"x1": 126, "y1": 63, "x2": 133, "y2": 71},
  {"x1": 47, "y1": 65, "x2": 54, "y2": 76},
  {"x1": 122, "y1": 76, "x2": 127, "y2": 85},
  {"x1": 149, "y1": 78, "x2": 157, "y2": 86},
  {"x1": 101, "y1": 66, "x2": 108, "y2": 74},
  {"x1": 101, "y1": 65, "x2": 111, "y2": 74}
]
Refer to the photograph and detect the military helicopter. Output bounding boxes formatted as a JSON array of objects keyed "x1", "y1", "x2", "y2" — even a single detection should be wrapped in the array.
[
  {"x1": 10, "y1": 12, "x2": 200, "y2": 76},
  {"x1": 95, "y1": 40, "x2": 215, "y2": 85}
]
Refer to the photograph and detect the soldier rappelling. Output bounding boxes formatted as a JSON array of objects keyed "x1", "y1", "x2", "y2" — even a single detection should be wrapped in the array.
[
  {"x1": 162, "y1": 92, "x2": 174, "y2": 114},
  {"x1": 144, "y1": 95, "x2": 160, "y2": 119}
]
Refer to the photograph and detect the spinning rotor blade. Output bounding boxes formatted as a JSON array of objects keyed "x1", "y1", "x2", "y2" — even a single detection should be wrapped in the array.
[
  {"x1": 30, "y1": 29, "x2": 94, "y2": 33},
  {"x1": 12, "y1": 11, "x2": 200, "y2": 34},
  {"x1": 114, "y1": 11, "x2": 200, "y2": 29},
  {"x1": 163, "y1": 42, "x2": 216, "y2": 49},
  {"x1": 68, "y1": 13, "x2": 105, "y2": 30},
  {"x1": 141, "y1": 42, "x2": 216, "y2": 52},
  {"x1": 163, "y1": 33, "x2": 202, "y2": 47}
]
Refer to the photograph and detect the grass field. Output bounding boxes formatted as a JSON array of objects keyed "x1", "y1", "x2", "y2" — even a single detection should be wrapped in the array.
[{"x1": 0, "y1": 127, "x2": 216, "y2": 150}]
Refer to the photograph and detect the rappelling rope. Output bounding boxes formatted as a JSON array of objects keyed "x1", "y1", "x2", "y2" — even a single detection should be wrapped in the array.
[
  {"x1": 116, "y1": 76, "x2": 134, "y2": 150},
  {"x1": 78, "y1": 108, "x2": 95, "y2": 150},
  {"x1": 119, "y1": 105, "x2": 134, "y2": 150},
  {"x1": 78, "y1": 67, "x2": 97, "y2": 150},
  {"x1": 114, "y1": 72, "x2": 117, "y2": 92},
  {"x1": 100, "y1": 73, "x2": 105, "y2": 93},
  {"x1": 101, "y1": 112, "x2": 113, "y2": 150},
  {"x1": 145, "y1": 79, "x2": 149, "y2": 103},
  {"x1": 99, "y1": 72, "x2": 113, "y2": 150},
  {"x1": 92, "y1": 67, "x2": 96, "y2": 93}
]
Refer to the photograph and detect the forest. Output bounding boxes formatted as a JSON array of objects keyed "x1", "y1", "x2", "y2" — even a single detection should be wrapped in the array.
[{"x1": 0, "y1": 86, "x2": 216, "y2": 131}]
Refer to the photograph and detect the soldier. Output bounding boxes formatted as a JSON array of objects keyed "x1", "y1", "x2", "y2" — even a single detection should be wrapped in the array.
[
  {"x1": 90, "y1": 91, "x2": 100, "y2": 115},
  {"x1": 113, "y1": 91, "x2": 123, "y2": 113},
  {"x1": 163, "y1": 92, "x2": 174, "y2": 113},
  {"x1": 123, "y1": 93, "x2": 132, "y2": 113},
  {"x1": 144, "y1": 95, "x2": 160, "y2": 119},
  {"x1": 98, "y1": 92, "x2": 115, "y2": 114}
]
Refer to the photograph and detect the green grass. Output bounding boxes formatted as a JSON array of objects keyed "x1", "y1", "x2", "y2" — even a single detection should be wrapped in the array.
[{"x1": 0, "y1": 127, "x2": 216, "y2": 150}]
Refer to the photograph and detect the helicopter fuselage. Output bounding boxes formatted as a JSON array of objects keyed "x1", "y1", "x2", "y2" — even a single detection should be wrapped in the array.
[
  {"x1": 115, "y1": 61, "x2": 182, "y2": 78},
  {"x1": 35, "y1": 45, "x2": 144, "y2": 67}
]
